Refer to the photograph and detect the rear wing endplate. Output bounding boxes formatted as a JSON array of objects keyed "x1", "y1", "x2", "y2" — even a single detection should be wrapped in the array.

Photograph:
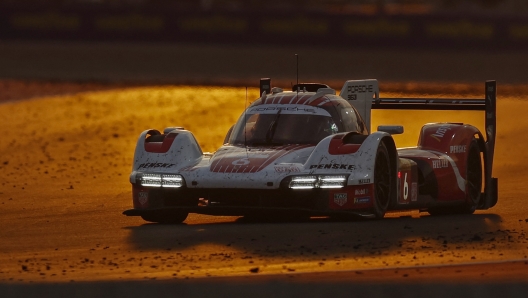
[{"x1": 371, "y1": 81, "x2": 498, "y2": 209}]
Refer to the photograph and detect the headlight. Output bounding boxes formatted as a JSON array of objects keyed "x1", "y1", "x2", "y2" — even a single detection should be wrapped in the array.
[
  {"x1": 289, "y1": 175, "x2": 347, "y2": 189},
  {"x1": 290, "y1": 175, "x2": 318, "y2": 189},
  {"x1": 140, "y1": 173, "x2": 162, "y2": 187},
  {"x1": 319, "y1": 175, "x2": 347, "y2": 188},
  {"x1": 161, "y1": 174, "x2": 184, "y2": 188},
  {"x1": 138, "y1": 173, "x2": 184, "y2": 188}
]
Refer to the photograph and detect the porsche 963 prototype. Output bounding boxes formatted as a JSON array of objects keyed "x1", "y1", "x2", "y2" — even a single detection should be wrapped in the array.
[{"x1": 123, "y1": 79, "x2": 498, "y2": 223}]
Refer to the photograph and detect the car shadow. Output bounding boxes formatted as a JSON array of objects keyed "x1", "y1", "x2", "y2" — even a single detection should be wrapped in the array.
[{"x1": 123, "y1": 212, "x2": 516, "y2": 261}]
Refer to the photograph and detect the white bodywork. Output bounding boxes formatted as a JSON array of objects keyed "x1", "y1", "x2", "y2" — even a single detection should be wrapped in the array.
[
  {"x1": 125, "y1": 79, "x2": 499, "y2": 221},
  {"x1": 130, "y1": 130, "x2": 389, "y2": 189},
  {"x1": 130, "y1": 80, "x2": 387, "y2": 191}
]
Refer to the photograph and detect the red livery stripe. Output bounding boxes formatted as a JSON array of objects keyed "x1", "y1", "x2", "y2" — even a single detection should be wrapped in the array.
[
  {"x1": 210, "y1": 145, "x2": 312, "y2": 173},
  {"x1": 144, "y1": 133, "x2": 177, "y2": 153},
  {"x1": 328, "y1": 135, "x2": 361, "y2": 155}
]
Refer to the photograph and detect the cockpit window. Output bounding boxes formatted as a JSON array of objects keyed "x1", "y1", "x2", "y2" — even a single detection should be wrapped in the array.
[
  {"x1": 339, "y1": 107, "x2": 367, "y2": 134},
  {"x1": 229, "y1": 112, "x2": 338, "y2": 146}
]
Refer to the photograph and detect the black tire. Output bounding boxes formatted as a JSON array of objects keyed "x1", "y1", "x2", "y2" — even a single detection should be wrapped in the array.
[
  {"x1": 427, "y1": 138, "x2": 482, "y2": 215},
  {"x1": 460, "y1": 139, "x2": 482, "y2": 213},
  {"x1": 372, "y1": 142, "x2": 391, "y2": 219},
  {"x1": 141, "y1": 211, "x2": 188, "y2": 224}
]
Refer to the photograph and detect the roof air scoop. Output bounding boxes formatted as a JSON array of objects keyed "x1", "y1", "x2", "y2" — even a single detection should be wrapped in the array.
[
  {"x1": 292, "y1": 83, "x2": 330, "y2": 92},
  {"x1": 271, "y1": 87, "x2": 283, "y2": 94},
  {"x1": 316, "y1": 88, "x2": 336, "y2": 95}
]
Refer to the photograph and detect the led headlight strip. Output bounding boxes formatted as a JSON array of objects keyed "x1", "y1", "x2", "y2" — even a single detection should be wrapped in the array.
[
  {"x1": 139, "y1": 173, "x2": 184, "y2": 188},
  {"x1": 289, "y1": 175, "x2": 347, "y2": 189}
]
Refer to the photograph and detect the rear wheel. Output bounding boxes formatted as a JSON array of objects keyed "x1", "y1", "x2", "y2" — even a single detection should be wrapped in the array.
[
  {"x1": 141, "y1": 211, "x2": 188, "y2": 224},
  {"x1": 460, "y1": 139, "x2": 482, "y2": 213},
  {"x1": 428, "y1": 138, "x2": 482, "y2": 215},
  {"x1": 372, "y1": 142, "x2": 391, "y2": 219}
]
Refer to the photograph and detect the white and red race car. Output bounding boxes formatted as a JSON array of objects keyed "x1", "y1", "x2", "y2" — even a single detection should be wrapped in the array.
[{"x1": 123, "y1": 79, "x2": 498, "y2": 223}]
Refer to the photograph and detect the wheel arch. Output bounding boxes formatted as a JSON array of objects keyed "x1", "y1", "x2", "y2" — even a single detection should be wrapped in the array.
[{"x1": 131, "y1": 128, "x2": 203, "y2": 173}]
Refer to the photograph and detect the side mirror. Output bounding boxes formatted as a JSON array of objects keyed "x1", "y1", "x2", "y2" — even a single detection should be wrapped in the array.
[{"x1": 377, "y1": 125, "x2": 404, "y2": 135}]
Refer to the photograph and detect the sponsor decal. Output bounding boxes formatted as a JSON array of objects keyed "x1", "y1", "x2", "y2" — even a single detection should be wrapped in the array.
[
  {"x1": 346, "y1": 85, "x2": 374, "y2": 100},
  {"x1": 354, "y1": 197, "x2": 371, "y2": 204},
  {"x1": 274, "y1": 165, "x2": 301, "y2": 173},
  {"x1": 138, "y1": 163, "x2": 175, "y2": 169},
  {"x1": 399, "y1": 171, "x2": 416, "y2": 204},
  {"x1": 347, "y1": 85, "x2": 374, "y2": 93},
  {"x1": 138, "y1": 191, "x2": 148, "y2": 206},
  {"x1": 334, "y1": 193, "x2": 348, "y2": 206},
  {"x1": 354, "y1": 188, "x2": 369, "y2": 196},
  {"x1": 432, "y1": 158, "x2": 449, "y2": 169},
  {"x1": 411, "y1": 182, "x2": 418, "y2": 201},
  {"x1": 309, "y1": 163, "x2": 356, "y2": 170},
  {"x1": 403, "y1": 172, "x2": 409, "y2": 201},
  {"x1": 450, "y1": 145, "x2": 466, "y2": 154},
  {"x1": 232, "y1": 158, "x2": 251, "y2": 166},
  {"x1": 430, "y1": 125, "x2": 451, "y2": 142},
  {"x1": 358, "y1": 179, "x2": 371, "y2": 184}
]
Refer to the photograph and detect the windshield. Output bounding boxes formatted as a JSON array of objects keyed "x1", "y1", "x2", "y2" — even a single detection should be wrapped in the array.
[{"x1": 229, "y1": 111, "x2": 338, "y2": 146}]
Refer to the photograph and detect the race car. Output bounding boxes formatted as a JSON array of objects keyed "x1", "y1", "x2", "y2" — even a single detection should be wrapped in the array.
[{"x1": 123, "y1": 79, "x2": 498, "y2": 223}]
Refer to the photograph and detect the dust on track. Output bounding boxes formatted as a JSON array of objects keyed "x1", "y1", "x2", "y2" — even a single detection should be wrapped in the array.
[
  {"x1": 1, "y1": 41, "x2": 528, "y2": 296},
  {"x1": 1, "y1": 85, "x2": 527, "y2": 285}
]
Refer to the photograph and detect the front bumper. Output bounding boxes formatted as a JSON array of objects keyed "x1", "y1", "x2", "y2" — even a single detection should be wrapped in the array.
[{"x1": 127, "y1": 176, "x2": 376, "y2": 219}]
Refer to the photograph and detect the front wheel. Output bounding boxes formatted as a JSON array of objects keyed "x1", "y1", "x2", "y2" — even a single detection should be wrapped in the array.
[
  {"x1": 141, "y1": 211, "x2": 188, "y2": 224},
  {"x1": 372, "y1": 142, "x2": 392, "y2": 219}
]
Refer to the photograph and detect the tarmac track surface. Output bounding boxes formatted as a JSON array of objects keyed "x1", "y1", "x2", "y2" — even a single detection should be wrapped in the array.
[{"x1": 0, "y1": 42, "x2": 528, "y2": 297}]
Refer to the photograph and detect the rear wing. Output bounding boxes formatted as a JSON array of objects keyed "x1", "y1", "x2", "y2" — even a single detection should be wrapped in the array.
[{"x1": 370, "y1": 81, "x2": 498, "y2": 209}]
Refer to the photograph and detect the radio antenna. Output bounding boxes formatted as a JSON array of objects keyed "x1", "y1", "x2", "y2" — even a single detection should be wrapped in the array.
[
  {"x1": 295, "y1": 54, "x2": 299, "y2": 96},
  {"x1": 244, "y1": 86, "x2": 248, "y2": 156}
]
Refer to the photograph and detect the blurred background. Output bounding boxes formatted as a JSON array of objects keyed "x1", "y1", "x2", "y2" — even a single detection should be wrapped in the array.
[
  {"x1": 0, "y1": 0, "x2": 527, "y2": 85},
  {"x1": 2, "y1": 0, "x2": 528, "y2": 47},
  {"x1": 3, "y1": 0, "x2": 528, "y2": 14}
]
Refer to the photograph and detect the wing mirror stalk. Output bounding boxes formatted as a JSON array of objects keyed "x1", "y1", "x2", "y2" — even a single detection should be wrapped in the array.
[{"x1": 377, "y1": 125, "x2": 404, "y2": 135}]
